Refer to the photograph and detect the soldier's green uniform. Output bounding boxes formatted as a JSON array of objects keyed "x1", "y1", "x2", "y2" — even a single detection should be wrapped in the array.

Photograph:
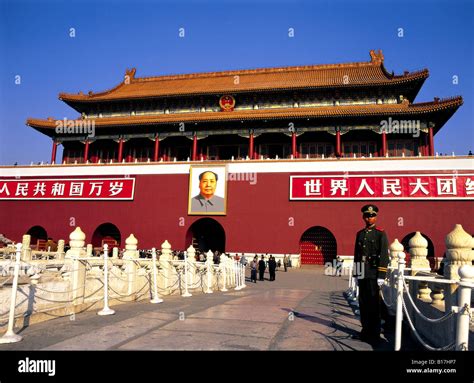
[{"x1": 353, "y1": 204, "x2": 389, "y2": 343}]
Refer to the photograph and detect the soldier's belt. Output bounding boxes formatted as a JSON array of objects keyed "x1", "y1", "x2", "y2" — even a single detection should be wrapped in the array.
[{"x1": 361, "y1": 255, "x2": 378, "y2": 263}]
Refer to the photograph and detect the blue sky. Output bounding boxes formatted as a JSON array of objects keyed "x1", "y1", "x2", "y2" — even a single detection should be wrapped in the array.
[{"x1": 0, "y1": 0, "x2": 472, "y2": 164}]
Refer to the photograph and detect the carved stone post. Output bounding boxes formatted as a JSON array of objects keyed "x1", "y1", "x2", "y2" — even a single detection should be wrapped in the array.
[
  {"x1": 219, "y1": 254, "x2": 228, "y2": 292},
  {"x1": 430, "y1": 283, "x2": 444, "y2": 308},
  {"x1": 409, "y1": 232, "x2": 430, "y2": 273},
  {"x1": 409, "y1": 232, "x2": 432, "y2": 302},
  {"x1": 389, "y1": 239, "x2": 403, "y2": 270},
  {"x1": 65, "y1": 227, "x2": 87, "y2": 305},
  {"x1": 123, "y1": 234, "x2": 139, "y2": 300},
  {"x1": 444, "y1": 224, "x2": 474, "y2": 311},
  {"x1": 123, "y1": 234, "x2": 139, "y2": 259},
  {"x1": 186, "y1": 245, "x2": 196, "y2": 288},
  {"x1": 160, "y1": 240, "x2": 172, "y2": 292},
  {"x1": 21, "y1": 235, "x2": 32, "y2": 262},
  {"x1": 57, "y1": 239, "x2": 65, "y2": 261}
]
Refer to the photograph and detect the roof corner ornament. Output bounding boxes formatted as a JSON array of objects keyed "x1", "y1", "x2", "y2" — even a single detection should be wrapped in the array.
[
  {"x1": 369, "y1": 49, "x2": 384, "y2": 64},
  {"x1": 124, "y1": 68, "x2": 136, "y2": 84}
]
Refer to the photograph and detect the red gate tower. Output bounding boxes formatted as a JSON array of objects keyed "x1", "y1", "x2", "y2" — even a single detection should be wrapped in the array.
[{"x1": 2, "y1": 50, "x2": 471, "y2": 265}]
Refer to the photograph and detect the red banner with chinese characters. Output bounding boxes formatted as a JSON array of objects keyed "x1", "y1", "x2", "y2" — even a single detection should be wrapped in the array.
[
  {"x1": 0, "y1": 178, "x2": 135, "y2": 200},
  {"x1": 290, "y1": 174, "x2": 474, "y2": 200}
]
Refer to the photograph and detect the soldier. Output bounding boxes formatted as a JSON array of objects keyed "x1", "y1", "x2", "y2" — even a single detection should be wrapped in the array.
[{"x1": 352, "y1": 204, "x2": 389, "y2": 344}]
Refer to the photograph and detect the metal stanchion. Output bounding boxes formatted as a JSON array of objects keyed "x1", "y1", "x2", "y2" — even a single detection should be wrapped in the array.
[
  {"x1": 98, "y1": 244, "x2": 115, "y2": 316},
  {"x1": 241, "y1": 262, "x2": 247, "y2": 288},
  {"x1": 0, "y1": 243, "x2": 23, "y2": 344},
  {"x1": 394, "y1": 252, "x2": 406, "y2": 351},
  {"x1": 205, "y1": 256, "x2": 213, "y2": 294},
  {"x1": 235, "y1": 261, "x2": 241, "y2": 290},
  {"x1": 221, "y1": 259, "x2": 228, "y2": 292},
  {"x1": 182, "y1": 251, "x2": 192, "y2": 297},
  {"x1": 455, "y1": 265, "x2": 474, "y2": 351},
  {"x1": 150, "y1": 247, "x2": 163, "y2": 303},
  {"x1": 347, "y1": 262, "x2": 354, "y2": 295}
]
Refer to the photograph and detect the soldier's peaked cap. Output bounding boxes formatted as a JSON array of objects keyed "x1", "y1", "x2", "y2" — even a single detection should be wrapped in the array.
[{"x1": 361, "y1": 204, "x2": 378, "y2": 215}]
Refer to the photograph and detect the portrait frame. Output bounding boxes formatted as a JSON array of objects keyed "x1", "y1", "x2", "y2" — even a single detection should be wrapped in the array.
[{"x1": 188, "y1": 165, "x2": 228, "y2": 215}]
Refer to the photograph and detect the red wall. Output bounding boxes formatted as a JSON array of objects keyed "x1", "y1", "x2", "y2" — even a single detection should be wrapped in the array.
[{"x1": 1, "y1": 173, "x2": 473, "y2": 259}]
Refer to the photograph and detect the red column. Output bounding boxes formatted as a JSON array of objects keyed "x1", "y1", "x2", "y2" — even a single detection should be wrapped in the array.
[
  {"x1": 84, "y1": 141, "x2": 90, "y2": 163},
  {"x1": 421, "y1": 134, "x2": 427, "y2": 156},
  {"x1": 118, "y1": 139, "x2": 124, "y2": 162},
  {"x1": 335, "y1": 129, "x2": 341, "y2": 157},
  {"x1": 428, "y1": 127, "x2": 434, "y2": 156},
  {"x1": 381, "y1": 131, "x2": 387, "y2": 157},
  {"x1": 192, "y1": 134, "x2": 197, "y2": 161},
  {"x1": 62, "y1": 149, "x2": 68, "y2": 164},
  {"x1": 154, "y1": 137, "x2": 160, "y2": 162},
  {"x1": 51, "y1": 140, "x2": 57, "y2": 164},
  {"x1": 292, "y1": 132, "x2": 297, "y2": 158},
  {"x1": 249, "y1": 133, "x2": 254, "y2": 159}
]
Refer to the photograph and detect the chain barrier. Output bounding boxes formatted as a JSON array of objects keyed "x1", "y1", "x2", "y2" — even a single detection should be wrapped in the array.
[
  {"x1": 0, "y1": 275, "x2": 13, "y2": 288},
  {"x1": 401, "y1": 292, "x2": 456, "y2": 351},
  {"x1": 401, "y1": 278, "x2": 455, "y2": 324},
  {"x1": 380, "y1": 284, "x2": 397, "y2": 308}
]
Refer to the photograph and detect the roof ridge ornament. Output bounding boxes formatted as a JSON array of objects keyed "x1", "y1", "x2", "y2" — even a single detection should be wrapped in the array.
[
  {"x1": 125, "y1": 68, "x2": 137, "y2": 84},
  {"x1": 369, "y1": 49, "x2": 384, "y2": 65}
]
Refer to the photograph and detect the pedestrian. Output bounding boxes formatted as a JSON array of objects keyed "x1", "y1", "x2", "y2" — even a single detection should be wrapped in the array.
[
  {"x1": 352, "y1": 204, "x2": 389, "y2": 344},
  {"x1": 240, "y1": 253, "x2": 247, "y2": 266},
  {"x1": 268, "y1": 255, "x2": 277, "y2": 281},
  {"x1": 283, "y1": 255, "x2": 288, "y2": 272},
  {"x1": 250, "y1": 256, "x2": 258, "y2": 283},
  {"x1": 258, "y1": 255, "x2": 266, "y2": 281}
]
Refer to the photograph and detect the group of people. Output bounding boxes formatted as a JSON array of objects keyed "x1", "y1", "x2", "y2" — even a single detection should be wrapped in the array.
[{"x1": 249, "y1": 255, "x2": 281, "y2": 283}]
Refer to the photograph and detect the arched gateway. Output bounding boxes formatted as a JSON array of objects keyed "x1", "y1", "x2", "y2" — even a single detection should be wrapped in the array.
[
  {"x1": 299, "y1": 226, "x2": 337, "y2": 265},
  {"x1": 187, "y1": 218, "x2": 225, "y2": 254},
  {"x1": 92, "y1": 223, "x2": 121, "y2": 249}
]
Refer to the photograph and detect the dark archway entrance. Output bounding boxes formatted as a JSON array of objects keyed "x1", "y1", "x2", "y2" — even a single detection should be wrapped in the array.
[
  {"x1": 92, "y1": 223, "x2": 121, "y2": 248},
  {"x1": 26, "y1": 225, "x2": 48, "y2": 248},
  {"x1": 187, "y1": 218, "x2": 225, "y2": 253},
  {"x1": 299, "y1": 226, "x2": 337, "y2": 265},
  {"x1": 401, "y1": 232, "x2": 435, "y2": 271}
]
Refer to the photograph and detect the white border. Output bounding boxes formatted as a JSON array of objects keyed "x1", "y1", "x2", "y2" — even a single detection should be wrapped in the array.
[
  {"x1": 0, "y1": 157, "x2": 473, "y2": 177},
  {"x1": 0, "y1": 177, "x2": 136, "y2": 201}
]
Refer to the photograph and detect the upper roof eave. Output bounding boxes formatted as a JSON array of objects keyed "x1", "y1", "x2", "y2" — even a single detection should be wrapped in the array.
[{"x1": 28, "y1": 96, "x2": 463, "y2": 131}]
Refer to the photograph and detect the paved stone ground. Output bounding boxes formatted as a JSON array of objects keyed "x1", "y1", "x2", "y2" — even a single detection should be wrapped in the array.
[{"x1": 0, "y1": 266, "x2": 417, "y2": 351}]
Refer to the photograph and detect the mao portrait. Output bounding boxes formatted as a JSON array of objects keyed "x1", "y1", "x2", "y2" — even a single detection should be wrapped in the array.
[{"x1": 188, "y1": 166, "x2": 227, "y2": 215}]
